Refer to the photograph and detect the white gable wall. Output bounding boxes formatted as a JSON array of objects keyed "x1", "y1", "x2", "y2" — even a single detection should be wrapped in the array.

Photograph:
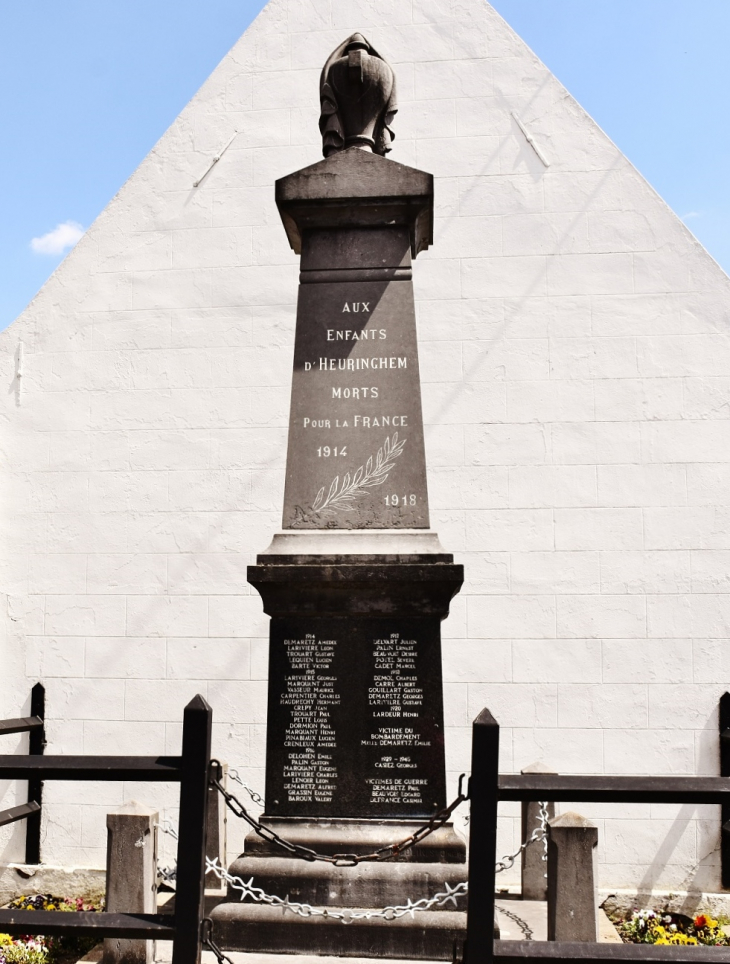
[{"x1": 1, "y1": 0, "x2": 728, "y2": 893}]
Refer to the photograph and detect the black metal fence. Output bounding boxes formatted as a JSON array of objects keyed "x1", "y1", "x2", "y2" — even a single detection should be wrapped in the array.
[
  {"x1": 0, "y1": 682, "x2": 45, "y2": 863},
  {"x1": 0, "y1": 693, "x2": 212, "y2": 964},
  {"x1": 465, "y1": 704, "x2": 730, "y2": 964}
]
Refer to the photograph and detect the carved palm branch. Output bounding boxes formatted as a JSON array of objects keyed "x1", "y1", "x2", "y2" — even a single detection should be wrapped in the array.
[{"x1": 312, "y1": 433, "x2": 406, "y2": 514}]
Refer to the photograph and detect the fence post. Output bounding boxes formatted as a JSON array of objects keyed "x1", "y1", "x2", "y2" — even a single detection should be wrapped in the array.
[
  {"x1": 102, "y1": 801, "x2": 158, "y2": 964},
  {"x1": 547, "y1": 812, "x2": 598, "y2": 942},
  {"x1": 720, "y1": 692, "x2": 730, "y2": 888},
  {"x1": 24, "y1": 682, "x2": 45, "y2": 864},
  {"x1": 171, "y1": 694, "x2": 212, "y2": 964},
  {"x1": 464, "y1": 707, "x2": 500, "y2": 964},
  {"x1": 520, "y1": 763, "x2": 555, "y2": 900}
]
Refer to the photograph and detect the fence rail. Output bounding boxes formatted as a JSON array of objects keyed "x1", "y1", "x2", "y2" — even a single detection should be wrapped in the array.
[
  {"x1": 0, "y1": 801, "x2": 41, "y2": 829},
  {"x1": 499, "y1": 774, "x2": 730, "y2": 805},
  {"x1": 0, "y1": 717, "x2": 44, "y2": 737},
  {"x1": 465, "y1": 697, "x2": 730, "y2": 964},
  {"x1": 0, "y1": 909, "x2": 176, "y2": 939},
  {"x1": 494, "y1": 945, "x2": 730, "y2": 962},
  {"x1": 0, "y1": 693, "x2": 211, "y2": 964},
  {"x1": 0, "y1": 755, "x2": 184, "y2": 781}
]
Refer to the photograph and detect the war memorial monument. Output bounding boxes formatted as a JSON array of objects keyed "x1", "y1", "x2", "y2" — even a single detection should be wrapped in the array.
[
  {"x1": 210, "y1": 33, "x2": 468, "y2": 957},
  {"x1": 3, "y1": 0, "x2": 730, "y2": 955}
]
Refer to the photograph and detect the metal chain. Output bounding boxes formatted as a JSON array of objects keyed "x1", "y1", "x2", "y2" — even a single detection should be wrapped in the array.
[
  {"x1": 494, "y1": 800, "x2": 549, "y2": 875},
  {"x1": 160, "y1": 784, "x2": 548, "y2": 878},
  {"x1": 194, "y1": 801, "x2": 549, "y2": 957},
  {"x1": 202, "y1": 918, "x2": 236, "y2": 964},
  {"x1": 228, "y1": 768, "x2": 266, "y2": 808},
  {"x1": 205, "y1": 857, "x2": 467, "y2": 923},
  {"x1": 157, "y1": 819, "x2": 179, "y2": 885},
  {"x1": 158, "y1": 819, "x2": 178, "y2": 840},
  {"x1": 210, "y1": 760, "x2": 468, "y2": 867},
  {"x1": 539, "y1": 799, "x2": 549, "y2": 865}
]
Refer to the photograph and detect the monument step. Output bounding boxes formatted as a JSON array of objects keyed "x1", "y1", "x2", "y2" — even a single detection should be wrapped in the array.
[
  {"x1": 209, "y1": 903, "x2": 466, "y2": 960},
  {"x1": 225, "y1": 854, "x2": 467, "y2": 909},
  {"x1": 242, "y1": 819, "x2": 467, "y2": 864}
]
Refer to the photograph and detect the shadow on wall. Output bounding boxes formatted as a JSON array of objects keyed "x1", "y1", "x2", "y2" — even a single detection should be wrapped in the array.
[{"x1": 635, "y1": 710, "x2": 721, "y2": 905}]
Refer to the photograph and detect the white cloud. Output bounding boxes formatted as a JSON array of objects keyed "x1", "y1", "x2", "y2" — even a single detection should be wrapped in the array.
[
  {"x1": 30, "y1": 220, "x2": 85, "y2": 255},
  {"x1": 681, "y1": 211, "x2": 702, "y2": 222}
]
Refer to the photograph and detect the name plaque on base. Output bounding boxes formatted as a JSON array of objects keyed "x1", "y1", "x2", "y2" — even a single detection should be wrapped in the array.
[{"x1": 265, "y1": 617, "x2": 446, "y2": 818}]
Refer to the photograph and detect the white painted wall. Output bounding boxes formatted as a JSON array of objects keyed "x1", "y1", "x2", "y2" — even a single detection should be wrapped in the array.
[{"x1": 1, "y1": 0, "x2": 728, "y2": 893}]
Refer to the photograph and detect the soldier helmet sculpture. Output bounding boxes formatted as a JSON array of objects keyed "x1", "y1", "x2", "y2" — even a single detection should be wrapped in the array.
[{"x1": 319, "y1": 33, "x2": 397, "y2": 158}]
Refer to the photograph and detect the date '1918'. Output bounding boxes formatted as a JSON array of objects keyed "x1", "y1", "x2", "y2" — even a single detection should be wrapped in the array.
[{"x1": 384, "y1": 494, "x2": 417, "y2": 506}]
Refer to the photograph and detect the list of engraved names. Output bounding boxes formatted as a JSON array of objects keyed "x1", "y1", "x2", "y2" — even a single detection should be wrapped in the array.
[
  {"x1": 281, "y1": 634, "x2": 340, "y2": 804},
  {"x1": 269, "y1": 622, "x2": 444, "y2": 817},
  {"x1": 366, "y1": 634, "x2": 429, "y2": 808}
]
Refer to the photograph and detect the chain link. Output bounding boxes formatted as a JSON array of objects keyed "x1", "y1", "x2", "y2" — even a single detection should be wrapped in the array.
[
  {"x1": 494, "y1": 800, "x2": 549, "y2": 875},
  {"x1": 539, "y1": 799, "x2": 549, "y2": 865},
  {"x1": 210, "y1": 760, "x2": 468, "y2": 867},
  {"x1": 228, "y1": 768, "x2": 266, "y2": 808},
  {"x1": 158, "y1": 819, "x2": 179, "y2": 840},
  {"x1": 161, "y1": 769, "x2": 548, "y2": 954},
  {"x1": 197, "y1": 801, "x2": 548, "y2": 956},
  {"x1": 157, "y1": 819, "x2": 179, "y2": 885},
  {"x1": 205, "y1": 857, "x2": 467, "y2": 923},
  {"x1": 161, "y1": 775, "x2": 548, "y2": 879},
  {"x1": 202, "y1": 918, "x2": 236, "y2": 964}
]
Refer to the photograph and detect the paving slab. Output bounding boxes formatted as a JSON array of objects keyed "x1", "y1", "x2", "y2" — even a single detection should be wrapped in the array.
[
  {"x1": 598, "y1": 909, "x2": 623, "y2": 943},
  {"x1": 495, "y1": 901, "x2": 621, "y2": 944},
  {"x1": 495, "y1": 898, "x2": 547, "y2": 941}
]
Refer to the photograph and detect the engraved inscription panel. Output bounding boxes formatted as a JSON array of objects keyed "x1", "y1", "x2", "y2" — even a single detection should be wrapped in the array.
[
  {"x1": 282, "y1": 280, "x2": 430, "y2": 529},
  {"x1": 265, "y1": 617, "x2": 446, "y2": 818}
]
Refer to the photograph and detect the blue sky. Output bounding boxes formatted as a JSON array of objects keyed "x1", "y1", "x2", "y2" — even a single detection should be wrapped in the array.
[{"x1": 2, "y1": 0, "x2": 729, "y2": 331}]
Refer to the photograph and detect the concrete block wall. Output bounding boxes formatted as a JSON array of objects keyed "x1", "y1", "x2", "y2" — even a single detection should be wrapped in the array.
[{"x1": 1, "y1": 0, "x2": 728, "y2": 891}]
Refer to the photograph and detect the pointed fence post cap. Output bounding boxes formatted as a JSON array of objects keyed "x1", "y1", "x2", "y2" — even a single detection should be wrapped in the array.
[
  {"x1": 521, "y1": 761, "x2": 557, "y2": 774},
  {"x1": 185, "y1": 693, "x2": 212, "y2": 712},
  {"x1": 550, "y1": 811, "x2": 596, "y2": 829}
]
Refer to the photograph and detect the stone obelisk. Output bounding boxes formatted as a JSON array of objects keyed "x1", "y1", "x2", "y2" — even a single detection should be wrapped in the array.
[{"x1": 212, "y1": 35, "x2": 466, "y2": 958}]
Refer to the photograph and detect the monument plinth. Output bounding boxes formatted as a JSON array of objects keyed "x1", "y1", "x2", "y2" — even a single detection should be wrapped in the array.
[
  {"x1": 254, "y1": 561, "x2": 458, "y2": 820},
  {"x1": 211, "y1": 35, "x2": 466, "y2": 959}
]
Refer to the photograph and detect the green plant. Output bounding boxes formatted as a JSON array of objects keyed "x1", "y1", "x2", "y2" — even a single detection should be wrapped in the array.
[
  {"x1": 0, "y1": 935, "x2": 49, "y2": 964},
  {"x1": 619, "y1": 908, "x2": 728, "y2": 946},
  {"x1": 1, "y1": 894, "x2": 104, "y2": 963}
]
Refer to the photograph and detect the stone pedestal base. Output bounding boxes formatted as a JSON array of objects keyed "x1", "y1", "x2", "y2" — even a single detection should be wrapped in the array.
[
  {"x1": 218, "y1": 546, "x2": 465, "y2": 957},
  {"x1": 211, "y1": 904, "x2": 466, "y2": 959},
  {"x1": 209, "y1": 818, "x2": 467, "y2": 959}
]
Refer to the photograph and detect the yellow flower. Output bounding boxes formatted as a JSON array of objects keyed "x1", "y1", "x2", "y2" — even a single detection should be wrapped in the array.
[{"x1": 0, "y1": 933, "x2": 13, "y2": 945}]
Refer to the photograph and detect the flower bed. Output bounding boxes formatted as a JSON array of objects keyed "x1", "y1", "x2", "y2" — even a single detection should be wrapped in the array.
[
  {"x1": 0, "y1": 894, "x2": 103, "y2": 964},
  {"x1": 615, "y1": 908, "x2": 729, "y2": 946}
]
